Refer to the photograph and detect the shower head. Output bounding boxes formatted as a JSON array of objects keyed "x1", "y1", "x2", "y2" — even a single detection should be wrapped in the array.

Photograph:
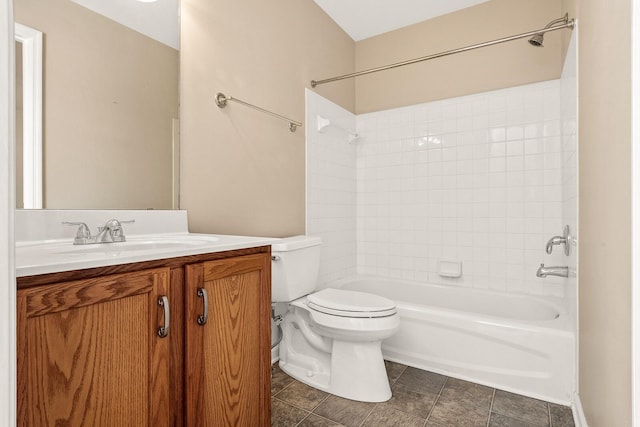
[
  {"x1": 528, "y1": 13, "x2": 570, "y2": 48},
  {"x1": 528, "y1": 33, "x2": 545, "y2": 47}
]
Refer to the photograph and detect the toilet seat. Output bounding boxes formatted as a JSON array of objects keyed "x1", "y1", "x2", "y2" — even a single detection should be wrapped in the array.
[{"x1": 307, "y1": 288, "x2": 397, "y2": 318}]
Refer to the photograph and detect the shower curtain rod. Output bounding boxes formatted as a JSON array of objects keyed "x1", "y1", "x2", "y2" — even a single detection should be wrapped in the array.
[
  {"x1": 215, "y1": 92, "x2": 303, "y2": 132},
  {"x1": 310, "y1": 17, "x2": 575, "y2": 88}
]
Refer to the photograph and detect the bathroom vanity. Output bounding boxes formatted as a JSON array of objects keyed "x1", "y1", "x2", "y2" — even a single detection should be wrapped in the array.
[{"x1": 15, "y1": 210, "x2": 273, "y2": 426}]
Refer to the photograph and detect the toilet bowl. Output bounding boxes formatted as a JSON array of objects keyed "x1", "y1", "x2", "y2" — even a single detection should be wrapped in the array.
[{"x1": 272, "y1": 236, "x2": 400, "y2": 402}]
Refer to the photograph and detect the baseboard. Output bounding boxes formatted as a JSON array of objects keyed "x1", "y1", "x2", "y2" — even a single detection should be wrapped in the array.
[{"x1": 572, "y1": 393, "x2": 589, "y2": 427}]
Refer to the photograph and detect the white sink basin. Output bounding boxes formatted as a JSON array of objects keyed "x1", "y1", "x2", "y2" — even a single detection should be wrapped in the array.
[{"x1": 53, "y1": 235, "x2": 221, "y2": 255}]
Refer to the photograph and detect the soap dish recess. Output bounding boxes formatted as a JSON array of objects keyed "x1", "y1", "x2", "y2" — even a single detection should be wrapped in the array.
[{"x1": 438, "y1": 258, "x2": 462, "y2": 278}]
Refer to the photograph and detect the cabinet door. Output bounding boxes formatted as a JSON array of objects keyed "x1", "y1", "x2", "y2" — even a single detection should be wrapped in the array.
[
  {"x1": 17, "y1": 268, "x2": 171, "y2": 427},
  {"x1": 185, "y1": 254, "x2": 271, "y2": 427}
]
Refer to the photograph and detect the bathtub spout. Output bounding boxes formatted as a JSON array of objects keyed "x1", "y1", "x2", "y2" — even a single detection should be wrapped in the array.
[{"x1": 536, "y1": 264, "x2": 569, "y2": 278}]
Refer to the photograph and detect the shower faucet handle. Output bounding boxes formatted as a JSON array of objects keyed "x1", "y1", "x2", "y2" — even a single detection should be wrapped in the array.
[{"x1": 545, "y1": 225, "x2": 572, "y2": 256}]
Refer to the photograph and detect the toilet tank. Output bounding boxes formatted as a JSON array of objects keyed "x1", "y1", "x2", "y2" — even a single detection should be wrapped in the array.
[{"x1": 271, "y1": 235, "x2": 322, "y2": 302}]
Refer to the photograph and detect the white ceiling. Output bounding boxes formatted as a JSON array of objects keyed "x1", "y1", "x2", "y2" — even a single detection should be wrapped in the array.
[
  {"x1": 71, "y1": 0, "x2": 179, "y2": 50},
  {"x1": 313, "y1": 0, "x2": 491, "y2": 41},
  {"x1": 69, "y1": 0, "x2": 489, "y2": 50}
]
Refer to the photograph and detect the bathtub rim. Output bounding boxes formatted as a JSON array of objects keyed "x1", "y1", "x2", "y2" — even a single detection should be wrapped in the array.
[{"x1": 327, "y1": 274, "x2": 574, "y2": 334}]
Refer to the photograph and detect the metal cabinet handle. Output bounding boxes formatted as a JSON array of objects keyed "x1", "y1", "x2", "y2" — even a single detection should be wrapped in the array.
[
  {"x1": 197, "y1": 288, "x2": 208, "y2": 326},
  {"x1": 157, "y1": 296, "x2": 170, "y2": 338}
]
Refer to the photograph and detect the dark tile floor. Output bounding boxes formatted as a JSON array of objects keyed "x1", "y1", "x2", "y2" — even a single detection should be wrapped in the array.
[{"x1": 271, "y1": 361, "x2": 575, "y2": 427}]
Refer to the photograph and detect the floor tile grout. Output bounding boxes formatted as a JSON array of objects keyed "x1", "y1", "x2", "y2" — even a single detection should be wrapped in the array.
[
  {"x1": 272, "y1": 375, "x2": 296, "y2": 399},
  {"x1": 357, "y1": 402, "x2": 379, "y2": 427},
  {"x1": 273, "y1": 395, "x2": 314, "y2": 420},
  {"x1": 311, "y1": 393, "x2": 330, "y2": 412},
  {"x1": 485, "y1": 388, "x2": 496, "y2": 427},
  {"x1": 273, "y1": 395, "x2": 314, "y2": 426},
  {"x1": 272, "y1": 361, "x2": 574, "y2": 427},
  {"x1": 422, "y1": 374, "x2": 448, "y2": 426},
  {"x1": 295, "y1": 410, "x2": 340, "y2": 427}
]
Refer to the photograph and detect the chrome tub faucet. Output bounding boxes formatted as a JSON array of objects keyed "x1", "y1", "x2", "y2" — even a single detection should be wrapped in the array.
[{"x1": 536, "y1": 264, "x2": 569, "y2": 278}]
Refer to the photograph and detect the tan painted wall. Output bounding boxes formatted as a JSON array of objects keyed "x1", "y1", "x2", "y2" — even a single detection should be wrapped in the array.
[
  {"x1": 15, "y1": 0, "x2": 178, "y2": 209},
  {"x1": 180, "y1": 0, "x2": 355, "y2": 236},
  {"x1": 561, "y1": 0, "x2": 633, "y2": 425},
  {"x1": 354, "y1": 0, "x2": 563, "y2": 113}
]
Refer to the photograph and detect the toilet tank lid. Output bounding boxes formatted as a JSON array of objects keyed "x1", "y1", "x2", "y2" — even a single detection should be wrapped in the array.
[{"x1": 271, "y1": 235, "x2": 322, "y2": 251}]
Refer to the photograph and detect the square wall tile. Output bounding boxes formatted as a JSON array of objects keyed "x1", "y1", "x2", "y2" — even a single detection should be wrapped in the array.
[{"x1": 308, "y1": 78, "x2": 575, "y2": 298}]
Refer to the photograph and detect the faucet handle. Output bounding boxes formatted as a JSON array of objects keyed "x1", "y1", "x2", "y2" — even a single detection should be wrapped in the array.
[
  {"x1": 97, "y1": 219, "x2": 135, "y2": 231},
  {"x1": 62, "y1": 221, "x2": 93, "y2": 244},
  {"x1": 98, "y1": 219, "x2": 135, "y2": 242},
  {"x1": 545, "y1": 225, "x2": 572, "y2": 256}
]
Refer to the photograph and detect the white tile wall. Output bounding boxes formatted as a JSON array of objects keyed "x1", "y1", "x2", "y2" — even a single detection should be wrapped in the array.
[
  {"x1": 356, "y1": 81, "x2": 570, "y2": 296},
  {"x1": 305, "y1": 90, "x2": 357, "y2": 287},
  {"x1": 306, "y1": 76, "x2": 577, "y2": 298}
]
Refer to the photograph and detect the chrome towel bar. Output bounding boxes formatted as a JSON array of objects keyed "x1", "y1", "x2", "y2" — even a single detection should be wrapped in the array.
[{"x1": 215, "y1": 92, "x2": 303, "y2": 132}]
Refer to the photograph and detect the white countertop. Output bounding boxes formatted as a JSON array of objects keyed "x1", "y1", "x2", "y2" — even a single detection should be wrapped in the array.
[
  {"x1": 16, "y1": 233, "x2": 275, "y2": 277},
  {"x1": 15, "y1": 209, "x2": 276, "y2": 277}
]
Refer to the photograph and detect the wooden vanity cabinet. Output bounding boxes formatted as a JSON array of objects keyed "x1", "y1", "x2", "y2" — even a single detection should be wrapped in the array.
[
  {"x1": 17, "y1": 247, "x2": 271, "y2": 427},
  {"x1": 17, "y1": 268, "x2": 171, "y2": 426},
  {"x1": 184, "y1": 254, "x2": 271, "y2": 426}
]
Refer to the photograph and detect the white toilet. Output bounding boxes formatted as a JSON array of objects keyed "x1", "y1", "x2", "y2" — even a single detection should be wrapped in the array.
[{"x1": 272, "y1": 235, "x2": 400, "y2": 402}]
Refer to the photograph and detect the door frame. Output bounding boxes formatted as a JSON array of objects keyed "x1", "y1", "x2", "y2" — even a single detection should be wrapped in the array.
[
  {"x1": 0, "y1": 0, "x2": 17, "y2": 425},
  {"x1": 632, "y1": 0, "x2": 640, "y2": 425}
]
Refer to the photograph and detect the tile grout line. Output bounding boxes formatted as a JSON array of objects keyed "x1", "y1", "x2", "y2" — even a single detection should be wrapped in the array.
[
  {"x1": 357, "y1": 402, "x2": 379, "y2": 427},
  {"x1": 293, "y1": 411, "x2": 313, "y2": 427},
  {"x1": 272, "y1": 395, "x2": 321, "y2": 421},
  {"x1": 296, "y1": 409, "x2": 340, "y2": 427},
  {"x1": 485, "y1": 388, "x2": 497, "y2": 427},
  {"x1": 275, "y1": 365, "x2": 573, "y2": 427},
  {"x1": 272, "y1": 395, "x2": 314, "y2": 426},
  {"x1": 393, "y1": 363, "x2": 409, "y2": 381},
  {"x1": 423, "y1": 375, "x2": 449, "y2": 426},
  {"x1": 311, "y1": 393, "x2": 330, "y2": 412},
  {"x1": 271, "y1": 381, "x2": 293, "y2": 400}
]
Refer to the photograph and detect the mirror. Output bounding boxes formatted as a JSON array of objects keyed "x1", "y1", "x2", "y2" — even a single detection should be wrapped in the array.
[{"x1": 14, "y1": 0, "x2": 179, "y2": 210}]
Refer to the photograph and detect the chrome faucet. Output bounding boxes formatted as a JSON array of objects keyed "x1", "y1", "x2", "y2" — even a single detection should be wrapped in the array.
[
  {"x1": 95, "y1": 219, "x2": 134, "y2": 243},
  {"x1": 536, "y1": 264, "x2": 569, "y2": 278},
  {"x1": 63, "y1": 219, "x2": 134, "y2": 245}
]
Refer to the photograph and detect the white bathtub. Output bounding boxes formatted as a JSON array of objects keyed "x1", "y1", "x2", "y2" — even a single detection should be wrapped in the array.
[{"x1": 331, "y1": 276, "x2": 575, "y2": 404}]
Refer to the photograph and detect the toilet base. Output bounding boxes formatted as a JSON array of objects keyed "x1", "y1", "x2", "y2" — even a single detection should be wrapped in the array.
[{"x1": 279, "y1": 310, "x2": 392, "y2": 402}]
